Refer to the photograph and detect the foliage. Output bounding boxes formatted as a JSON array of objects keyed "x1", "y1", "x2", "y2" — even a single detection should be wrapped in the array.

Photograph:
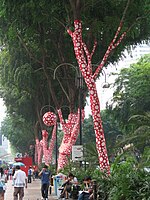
[
  {"x1": 82, "y1": 115, "x2": 95, "y2": 144},
  {"x1": 109, "y1": 54, "x2": 150, "y2": 128},
  {"x1": 109, "y1": 154, "x2": 150, "y2": 200},
  {"x1": 50, "y1": 126, "x2": 150, "y2": 200},
  {"x1": 0, "y1": 115, "x2": 34, "y2": 154},
  {"x1": 84, "y1": 142, "x2": 99, "y2": 167},
  {"x1": 141, "y1": 147, "x2": 150, "y2": 168},
  {"x1": 60, "y1": 152, "x2": 150, "y2": 200},
  {"x1": 0, "y1": 0, "x2": 149, "y2": 157},
  {"x1": 83, "y1": 112, "x2": 122, "y2": 159},
  {"x1": 127, "y1": 112, "x2": 150, "y2": 154},
  {"x1": 106, "y1": 54, "x2": 150, "y2": 160}
]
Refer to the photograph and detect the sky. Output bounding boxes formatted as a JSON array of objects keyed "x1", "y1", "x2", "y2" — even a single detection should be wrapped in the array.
[
  {"x1": 0, "y1": 43, "x2": 149, "y2": 124},
  {"x1": 0, "y1": 98, "x2": 6, "y2": 125}
]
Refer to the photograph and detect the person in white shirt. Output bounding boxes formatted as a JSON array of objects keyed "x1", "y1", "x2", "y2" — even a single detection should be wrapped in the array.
[{"x1": 13, "y1": 165, "x2": 27, "y2": 200}]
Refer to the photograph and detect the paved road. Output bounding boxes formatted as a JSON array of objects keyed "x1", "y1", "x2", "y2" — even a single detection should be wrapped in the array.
[{"x1": 5, "y1": 179, "x2": 57, "y2": 200}]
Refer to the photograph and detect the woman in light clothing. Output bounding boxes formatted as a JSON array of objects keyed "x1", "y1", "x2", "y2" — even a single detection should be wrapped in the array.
[{"x1": 0, "y1": 167, "x2": 7, "y2": 200}]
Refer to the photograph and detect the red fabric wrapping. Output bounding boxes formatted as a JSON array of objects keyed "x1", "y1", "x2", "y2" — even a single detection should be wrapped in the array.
[
  {"x1": 67, "y1": 20, "x2": 110, "y2": 174},
  {"x1": 57, "y1": 108, "x2": 85, "y2": 171}
]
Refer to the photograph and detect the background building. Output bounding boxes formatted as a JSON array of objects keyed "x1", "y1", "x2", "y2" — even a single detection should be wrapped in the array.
[
  {"x1": 0, "y1": 129, "x2": 10, "y2": 163},
  {"x1": 0, "y1": 99, "x2": 13, "y2": 162}
]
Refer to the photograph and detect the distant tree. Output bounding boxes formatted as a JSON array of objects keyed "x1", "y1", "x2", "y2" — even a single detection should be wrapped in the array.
[
  {"x1": 107, "y1": 54, "x2": 150, "y2": 162},
  {"x1": 128, "y1": 112, "x2": 150, "y2": 153},
  {"x1": 82, "y1": 115, "x2": 95, "y2": 144},
  {"x1": 109, "y1": 54, "x2": 150, "y2": 130},
  {"x1": 1, "y1": 115, "x2": 34, "y2": 154},
  {"x1": 83, "y1": 111, "x2": 122, "y2": 159}
]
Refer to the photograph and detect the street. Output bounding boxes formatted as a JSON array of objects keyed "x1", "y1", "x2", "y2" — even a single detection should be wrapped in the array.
[{"x1": 5, "y1": 179, "x2": 57, "y2": 200}]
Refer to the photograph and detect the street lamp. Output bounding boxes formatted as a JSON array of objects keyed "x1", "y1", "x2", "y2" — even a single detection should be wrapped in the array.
[
  {"x1": 77, "y1": 70, "x2": 84, "y2": 146},
  {"x1": 92, "y1": 64, "x2": 110, "y2": 88},
  {"x1": 54, "y1": 63, "x2": 83, "y2": 146},
  {"x1": 54, "y1": 63, "x2": 84, "y2": 167},
  {"x1": 101, "y1": 69, "x2": 110, "y2": 89}
]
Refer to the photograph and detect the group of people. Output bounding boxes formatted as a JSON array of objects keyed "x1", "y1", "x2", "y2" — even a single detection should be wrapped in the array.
[
  {"x1": 59, "y1": 173, "x2": 94, "y2": 200},
  {"x1": 39, "y1": 167, "x2": 94, "y2": 200},
  {"x1": 0, "y1": 165, "x2": 27, "y2": 200},
  {"x1": 0, "y1": 164, "x2": 51, "y2": 200},
  {"x1": 1, "y1": 164, "x2": 94, "y2": 200}
]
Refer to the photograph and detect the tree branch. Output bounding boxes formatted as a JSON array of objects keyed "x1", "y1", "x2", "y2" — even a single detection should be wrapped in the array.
[
  {"x1": 16, "y1": 32, "x2": 43, "y2": 66},
  {"x1": 56, "y1": 77, "x2": 71, "y2": 103},
  {"x1": 121, "y1": 0, "x2": 131, "y2": 23},
  {"x1": 69, "y1": 0, "x2": 81, "y2": 20},
  {"x1": 93, "y1": 0, "x2": 131, "y2": 80}
]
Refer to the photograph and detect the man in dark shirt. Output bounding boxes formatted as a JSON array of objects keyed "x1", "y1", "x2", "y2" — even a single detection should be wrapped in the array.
[
  {"x1": 27, "y1": 166, "x2": 32, "y2": 183},
  {"x1": 39, "y1": 165, "x2": 51, "y2": 200}
]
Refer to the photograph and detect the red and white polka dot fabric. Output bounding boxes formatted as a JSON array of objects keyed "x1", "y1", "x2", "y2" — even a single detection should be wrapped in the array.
[
  {"x1": 47, "y1": 123, "x2": 57, "y2": 164},
  {"x1": 57, "y1": 108, "x2": 85, "y2": 171},
  {"x1": 35, "y1": 124, "x2": 57, "y2": 166},
  {"x1": 42, "y1": 130, "x2": 49, "y2": 165},
  {"x1": 42, "y1": 126, "x2": 56, "y2": 165},
  {"x1": 68, "y1": 20, "x2": 110, "y2": 174},
  {"x1": 35, "y1": 139, "x2": 43, "y2": 165},
  {"x1": 43, "y1": 112, "x2": 57, "y2": 126}
]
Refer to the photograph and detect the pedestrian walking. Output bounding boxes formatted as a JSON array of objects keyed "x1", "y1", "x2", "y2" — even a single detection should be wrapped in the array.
[
  {"x1": 0, "y1": 167, "x2": 7, "y2": 200},
  {"x1": 27, "y1": 166, "x2": 32, "y2": 183},
  {"x1": 38, "y1": 165, "x2": 51, "y2": 200},
  {"x1": 13, "y1": 165, "x2": 27, "y2": 200},
  {"x1": 8, "y1": 167, "x2": 13, "y2": 180},
  {"x1": 4, "y1": 168, "x2": 9, "y2": 181}
]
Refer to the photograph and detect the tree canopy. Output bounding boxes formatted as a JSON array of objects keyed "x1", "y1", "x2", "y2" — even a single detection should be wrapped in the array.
[
  {"x1": 107, "y1": 54, "x2": 150, "y2": 154},
  {"x1": 109, "y1": 54, "x2": 150, "y2": 127}
]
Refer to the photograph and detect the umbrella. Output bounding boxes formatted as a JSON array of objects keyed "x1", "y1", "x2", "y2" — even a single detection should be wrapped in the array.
[{"x1": 13, "y1": 162, "x2": 25, "y2": 167}]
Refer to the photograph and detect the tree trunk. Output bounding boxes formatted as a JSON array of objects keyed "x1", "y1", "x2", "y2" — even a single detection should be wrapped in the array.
[
  {"x1": 57, "y1": 108, "x2": 84, "y2": 171},
  {"x1": 67, "y1": 20, "x2": 110, "y2": 174}
]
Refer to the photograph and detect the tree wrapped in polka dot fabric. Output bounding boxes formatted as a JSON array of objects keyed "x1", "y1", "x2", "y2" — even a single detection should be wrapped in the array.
[
  {"x1": 57, "y1": 108, "x2": 85, "y2": 171},
  {"x1": 42, "y1": 130, "x2": 49, "y2": 165},
  {"x1": 67, "y1": 1, "x2": 131, "y2": 174},
  {"x1": 35, "y1": 139, "x2": 43, "y2": 165},
  {"x1": 67, "y1": 20, "x2": 111, "y2": 173},
  {"x1": 47, "y1": 123, "x2": 57, "y2": 163}
]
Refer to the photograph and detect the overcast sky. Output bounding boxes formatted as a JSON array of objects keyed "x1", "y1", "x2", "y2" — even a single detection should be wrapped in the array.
[{"x1": 0, "y1": 98, "x2": 6, "y2": 125}]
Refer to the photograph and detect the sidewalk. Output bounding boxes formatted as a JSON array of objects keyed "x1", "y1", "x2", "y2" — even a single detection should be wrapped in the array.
[{"x1": 5, "y1": 179, "x2": 58, "y2": 200}]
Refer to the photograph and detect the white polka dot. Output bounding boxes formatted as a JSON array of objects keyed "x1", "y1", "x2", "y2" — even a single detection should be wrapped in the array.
[{"x1": 100, "y1": 157, "x2": 103, "y2": 161}]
